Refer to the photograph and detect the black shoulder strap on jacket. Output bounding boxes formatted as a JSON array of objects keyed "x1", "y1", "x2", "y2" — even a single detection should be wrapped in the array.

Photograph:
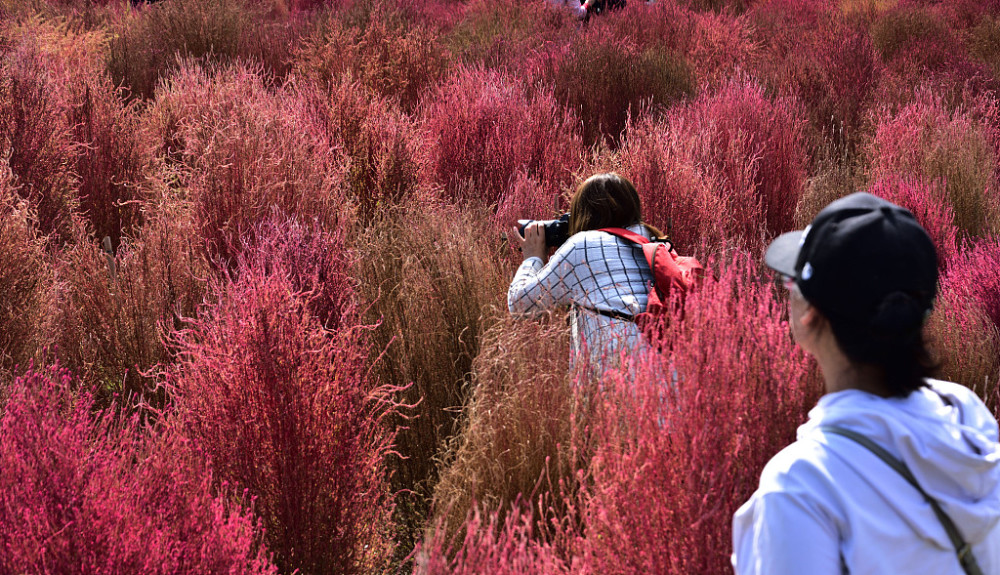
[
  {"x1": 820, "y1": 425, "x2": 984, "y2": 575},
  {"x1": 572, "y1": 302, "x2": 635, "y2": 322}
]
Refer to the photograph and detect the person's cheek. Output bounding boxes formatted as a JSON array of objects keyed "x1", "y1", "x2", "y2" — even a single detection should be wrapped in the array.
[{"x1": 788, "y1": 296, "x2": 803, "y2": 345}]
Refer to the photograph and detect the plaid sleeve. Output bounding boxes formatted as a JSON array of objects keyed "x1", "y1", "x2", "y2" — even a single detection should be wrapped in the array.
[
  {"x1": 507, "y1": 228, "x2": 652, "y2": 317},
  {"x1": 507, "y1": 241, "x2": 584, "y2": 316}
]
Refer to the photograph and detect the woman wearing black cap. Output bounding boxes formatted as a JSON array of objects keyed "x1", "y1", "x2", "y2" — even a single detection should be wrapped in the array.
[{"x1": 732, "y1": 193, "x2": 1000, "y2": 574}]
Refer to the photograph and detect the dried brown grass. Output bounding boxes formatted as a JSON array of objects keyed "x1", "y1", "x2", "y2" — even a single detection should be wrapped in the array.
[
  {"x1": 870, "y1": 91, "x2": 1000, "y2": 238},
  {"x1": 48, "y1": 201, "x2": 209, "y2": 407},
  {"x1": 429, "y1": 314, "x2": 581, "y2": 542},
  {"x1": 355, "y1": 199, "x2": 509, "y2": 555},
  {"x1": 925, "y1": 282, "x2": 1000, "y2": 406}
]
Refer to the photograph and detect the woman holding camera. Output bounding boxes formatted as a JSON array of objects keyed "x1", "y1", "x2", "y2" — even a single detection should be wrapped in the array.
[
  {"x1": 508, "y1": 172, "x2": 660, "y2": 366},
  {"x1": 732, "y1": 192, "x2": 1000, "y2": 574}
]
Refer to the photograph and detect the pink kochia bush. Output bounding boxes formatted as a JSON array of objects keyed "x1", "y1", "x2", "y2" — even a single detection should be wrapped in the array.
[
  {"x1": 620, "y1": 79, "x2": 807, "y2": 254},
  {"x1": 416, "y1": 255, "x2": 820, "y2": 574},
  {"x1": 941, "y1": 237, "x2": 1000, "y2": 335},
  {"x1": 244, "y1": 216, "x2": 356, "y2": 331},
  {"x1": 0, "y1": 364, "x2": 276, "y2": 574},
  {"x1": 46, "y1": 200, "x2": 211, "y2": 408},
  {"x1": 868, "y1": 175, "x2": 959, "y2": 267},
  {"x1": 870, "y1": 92, "x2": 1000, "y2": 239},
  {"x1": 143, "y1": 61, "x2": 349, "y2": 268},
  {"x1": 422, "y1": 66, "x2": 583, "y2": 209},
  {"x1": 926, "y1": 269, "x2": 1000, "y2": 403},
  {"x1": 580, "y1": 255, "x2": 819, "y2": 574},
  {"x1": 168, "y1": 221, "x2": 397, "y2": 574},
  {"x1": 414, "y1": 507, "x2": 569, "y2": 575},
  {"x1": 618, "y1": 114, "x2": 727, "y2": 253},
  {"x1": 494, "y1": 170, "x2": 568, "y2": 236},
  {"x1": 668, "y1": 79, "x2": 807, "y2": 251}
]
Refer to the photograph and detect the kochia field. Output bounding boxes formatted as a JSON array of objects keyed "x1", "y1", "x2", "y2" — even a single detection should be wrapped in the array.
[{"x1": 1, "y1": 0, "x2": 998, "y2": 573}]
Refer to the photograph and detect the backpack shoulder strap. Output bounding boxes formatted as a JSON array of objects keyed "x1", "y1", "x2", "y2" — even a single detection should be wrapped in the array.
[
  {"x1": 600, "y1": 227, "x2": 652, "y2": 246},
  {"x1": 821, "y1": 425, "x2": 984, "y2": 575},
  {"x1": 600, "y1": 227, "x2": 662, "y2": 278}
]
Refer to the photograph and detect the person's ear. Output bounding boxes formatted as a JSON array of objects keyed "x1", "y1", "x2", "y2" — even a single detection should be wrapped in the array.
[{"x1": 799, "y1": 303, "x2": 825, "y2": 331}]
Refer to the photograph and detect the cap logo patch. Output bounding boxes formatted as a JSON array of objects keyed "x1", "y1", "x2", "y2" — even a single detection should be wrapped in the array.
[{"x1": 801, "y1": 262, "x2": 814, "y2": 281}]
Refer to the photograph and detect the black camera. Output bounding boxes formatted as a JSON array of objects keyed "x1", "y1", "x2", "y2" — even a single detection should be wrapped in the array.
[{"x1": 517, "y1": 213, "x2": 570, "y2": 248}]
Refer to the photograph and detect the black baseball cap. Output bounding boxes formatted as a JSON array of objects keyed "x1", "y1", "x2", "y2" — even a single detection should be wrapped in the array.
[{"x1": 764, "y1": 192, "x2": 938, "y2": 324}]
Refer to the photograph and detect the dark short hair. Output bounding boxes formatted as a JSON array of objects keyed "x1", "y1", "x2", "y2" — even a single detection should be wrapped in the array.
[
  {"x1": 827, "y1": 296, "x2": 938, "y2": 398},
  {"x1": 569, "y1": 173, "x2": 642, "y2": 235}
]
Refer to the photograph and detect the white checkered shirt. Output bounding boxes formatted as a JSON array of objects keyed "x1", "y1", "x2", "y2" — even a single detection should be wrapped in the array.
[{"x1": 508, "y1": 224, "x2": 653, "y2": 363}]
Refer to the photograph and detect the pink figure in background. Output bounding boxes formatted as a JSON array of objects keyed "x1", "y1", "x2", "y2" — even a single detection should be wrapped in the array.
[{"x1": 544, "y1": 0, "x2": 589, "y2": 19}]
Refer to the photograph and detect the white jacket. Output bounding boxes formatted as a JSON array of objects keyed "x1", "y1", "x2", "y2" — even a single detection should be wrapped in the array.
[{"x1": 732, "y1": 379, "x2": 1000, "y2": 575}]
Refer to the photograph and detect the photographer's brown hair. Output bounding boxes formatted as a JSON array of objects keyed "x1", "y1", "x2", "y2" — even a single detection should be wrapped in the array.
[{"x1": 569, "y1": 173, "x2": 663, "y2": 238}]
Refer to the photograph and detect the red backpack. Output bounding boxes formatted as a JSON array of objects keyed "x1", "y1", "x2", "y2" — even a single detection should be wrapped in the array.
[{"x1": 600, "y1": 227, "x2": 704, "y2": 332}]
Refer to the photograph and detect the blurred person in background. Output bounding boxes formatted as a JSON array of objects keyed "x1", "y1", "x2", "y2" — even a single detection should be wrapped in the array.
[
  {"x1": 545, "y1": 0, "x2": 627, "y2": 20},
  {"x1": 732, "y1": 192, "x2": 1000, "y2": 575},
  {"x1": 508, "y1": 172, "x2": 661, "y2": 367},
  {"x1": 579, "y1": 0, "x2": 627, "y2": 18}
]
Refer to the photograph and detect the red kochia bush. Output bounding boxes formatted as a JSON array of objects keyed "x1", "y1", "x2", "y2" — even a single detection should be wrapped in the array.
[
  {"x1": 544, "y1": 23, "x2": 696, "y2": 146},
  {"x1": 683, "y1": 9, "x2": 756, "y2": 90},
  {"x1": 667, "y1": 79, "x2": 808, "y2": 251},
  {"x1": 577, "y1": 2, "x2": 752, "y2": 91},
  {"x1": 0, "y1": 19, "x2": 147, "y2": 247},
  {"x1": 748, "y1": 0, "x2": 879, "y2": 152},
  {"x1": 294, "y1": 78, "x2": 425, "y2": 224},
  {"x1": 941, "y1": 237, "x2": 1000, "y2": 334},
  {"x1": 414, "y1": 507, "x2": 570, "y2": 575},
  {"x1": 422, "y1": 66, "x2": 583, "y2": 209},
  {"x1": 293, "y1": 8, "x2": 450, "y2": 111},
  {"x1": 580, "y1": 254, "x2": 820, "y2": 574},
  {"x1": 494, "y1": 170, "x2": 568, "y2": 241},
  {"x1": 107, "y1": 0, "x2": 306, "y2": 101},
  {"x1": 869, "y1": 175, "x2": 959, "y2": 267},
  {"x1": 0, "y1": 364, "x2": 277, "y2": 574},
  {"x1": 870, "y1": 92, "x2": 1000, "y2": 239},
  {"x1": 0, "y1": 165, "x2": 52, "y2": 377},
  {"x1": 168, "y1": 232, "x2": 396, "y2": 575},
  {"x1": 444, "y1": 0, "x2": 573, "y2": 73},
  {"x1": 0, "y1": 22, "x2": 79, "y2": 239},
  {"x1": 871, "y1": 3, "x2": 998, "y2": 101},
  {"x1": 68, "y1": 66, "x2": 147, "y2": 250},
  {"x1": 144, "y1": 61, "x2": 349, "y2": 268},
  {"x1": 48, "y1": 199, "x2": 210, "y2": 407}
]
